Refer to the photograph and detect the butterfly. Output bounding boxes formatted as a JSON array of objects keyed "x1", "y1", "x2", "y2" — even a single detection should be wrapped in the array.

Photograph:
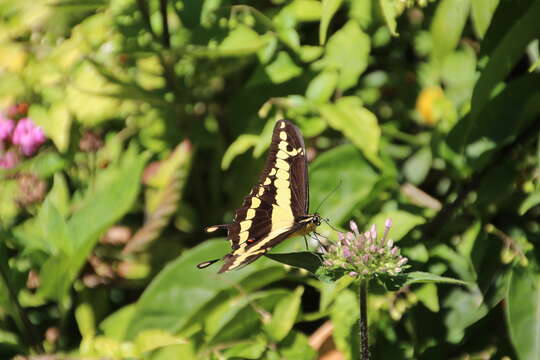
[{"x1": 197, "y1": 119, "x2": 321, "y2": 273}]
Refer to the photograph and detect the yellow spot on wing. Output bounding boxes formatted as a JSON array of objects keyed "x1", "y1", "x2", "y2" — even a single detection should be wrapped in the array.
[
  {"x1": 251, "y1": 197, "x2": 261, "y2": 208},
  {"x1": 280, "y1": 131, "x2": 287, "y2": 140},
  {"x1": 240, "y1": 220, "x2": 252, "y2": 232},
  {"x1": 280, "y1": 121, "x2": 286, "y2": 129},
  {"x1": 264, "y1": 177, "x2": 271, "y2": 185},
  {"x1": 269, "y1": 168, "x2": 277, "y2": 176},
  {"x1": 276, "y1": 159, "x2": 289, "y2": 171},
  {"x1": 246, "y1": 209, "x2": 256, "y2": 219},
  {"x1": 276, "y1": 168, "x2": 289, "y2": 179},
  {"x1": 206, "y1": 226, "x2": 218, "y2": 233},
  {"x1": 276, "y1": 150, "x2": 289, "y2": 160}
]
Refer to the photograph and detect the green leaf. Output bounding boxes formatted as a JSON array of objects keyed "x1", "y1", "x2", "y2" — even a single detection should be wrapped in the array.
[
  {"x1": 286, "y1": 0, "x2": 322, "y2": 22},
  {"x1": 368, "y1": 209, "x2": 426, "y2": 242},
  {"x1": 319, "y1": 20, "x2": 370, "y2": 90},
  {"x1": 265, "y1": 252, "x2": 323, "y2": 274},
  {"x1": 99, "y1": 304, "x2": 136, "y2": 340},
  {"x1": 330, "y1": 289, "x2": 359, "y2": 360},
  {"x1": 265, "y1": 287, "x2": 304, "y2": 341},
  {"x1": 221, "y1": 134, "x2": 259, "y2": 170},
  {"x1": 403, "y1": 146, "x2": 432, "y2": 185},
  {"x1": 415, "y1": 283, "x2": 440, "y2": 312},
  {"x1": 134, "y1": 329, "x2": 187, "y2": 354},
  {"x1": 378, "y1": 0, "x2": 398, "y2": 36},
  {"x1": 443, "y1": 287, "x2": 488, "y2": 343},
  {"x1": 306, "y1": 70, "x2": 338, "y2": 103},
  {"x1": 38, "y1": 146, "x2": 148, "y2": 301},
  {"x1": 471, "y1": 0, "x2": 500, "y2": 38},
  {"x1": 319, "y1": 0, "x2": 343, "y2": 45},
  {"x1": 448, "y1": 74, "x2": 540, "y2": 164},
  {"x1": 309, "y1": 144, "x2": 379, "y2": 224},
  {"x1": 506, "y1": 265, "x2": 540, "y2": 360},
  {"x1": 124, "y1": 240, "x2": 287, "y2": 339},
  {"x1": 217, "y1": 25, "x2": 268, "y2": 56},
  {"x1": 470, "y1": 0, "x2": 540, "y2": 122},
  {"x1": 265, "y1": 51, "x2": 303, "y2": 84},
  {"x1": 520, "y1": 188, "x2": 540, "y2": 215},
  {"x1": 319, "y1": 96, "x2": 381, "y2": 167},
  {"x1": 223, "y1": 336, "x2": 268, "y2": 359},
  {"x1": 279, "y1": 331, "x2": 317, "y2": 360},
  {"x1": 379, "y1": 271, "x2": 468, "y2": 291},
  {"x1": 430, "y1": 0, "x2": 471, "y2": 66}
]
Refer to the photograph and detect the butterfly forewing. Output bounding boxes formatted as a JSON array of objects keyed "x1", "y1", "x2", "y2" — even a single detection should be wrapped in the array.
[{"x1": 200, "y1": 119, "x2": 316, "y2": 273}]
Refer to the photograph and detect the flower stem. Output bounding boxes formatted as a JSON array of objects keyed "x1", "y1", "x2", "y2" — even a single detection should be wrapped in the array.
[{"x1": 359, "y1": 279, "x2": 370, "y2": 360}]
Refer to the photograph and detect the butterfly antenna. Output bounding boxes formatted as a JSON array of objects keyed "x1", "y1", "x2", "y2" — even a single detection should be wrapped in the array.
[
  {"x1": 314, "y1": 180, "x2": 342, "y2": 214},
  {"x1": 322, "y1": 218, "x2": 342, "y2": 233}
]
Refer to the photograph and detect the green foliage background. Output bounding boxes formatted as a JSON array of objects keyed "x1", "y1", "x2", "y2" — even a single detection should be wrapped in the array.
[{"x1": 0, "y1": 0, "x2": 539, "y2": 359}]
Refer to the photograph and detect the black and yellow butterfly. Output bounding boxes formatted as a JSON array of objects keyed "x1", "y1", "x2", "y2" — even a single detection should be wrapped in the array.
[{"x1": 198, "y1": 119, "x2": 321, "y2": 273}]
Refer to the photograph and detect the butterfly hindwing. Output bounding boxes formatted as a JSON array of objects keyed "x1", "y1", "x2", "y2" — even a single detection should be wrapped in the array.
[{"x1": 201, "y1": 119, "x2": 316, "y2": 273}]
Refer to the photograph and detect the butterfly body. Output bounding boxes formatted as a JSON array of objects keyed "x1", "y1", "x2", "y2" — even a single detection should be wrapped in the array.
[{"x1": 199, "y1": 119, "x2": 320, "y2": 273}]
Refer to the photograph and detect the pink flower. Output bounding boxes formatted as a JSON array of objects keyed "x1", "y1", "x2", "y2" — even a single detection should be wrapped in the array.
[
  {"x1": 0, "y1": 115, "x2": 15, "y2": 141},
  {"x1": 11, "y1": 118, "x2": 46, "y2": 156},
  {"x1": 0, "y1": 151, "x2": 19, "y2": 169}
]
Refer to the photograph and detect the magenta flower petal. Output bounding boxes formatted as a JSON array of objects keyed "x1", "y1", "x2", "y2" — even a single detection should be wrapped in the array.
[{"x1": 11, "y1": 117, "x2": 46, "y2": 156}]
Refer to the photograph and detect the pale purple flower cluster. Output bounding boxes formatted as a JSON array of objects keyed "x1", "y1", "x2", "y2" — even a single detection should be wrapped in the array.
[
  {"x1": 0, "y1": 109, "x2": 46, "y2": 169},
  {"x1": 322, "y1": 219, "x2": 408, "y2": 278}
]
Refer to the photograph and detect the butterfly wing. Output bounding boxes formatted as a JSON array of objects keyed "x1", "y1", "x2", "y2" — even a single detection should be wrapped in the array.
[{"x1": 203, "y1": 119, "x2": 310, "y2": 273}]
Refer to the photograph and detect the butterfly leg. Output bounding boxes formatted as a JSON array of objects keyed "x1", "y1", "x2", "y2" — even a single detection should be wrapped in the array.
[{"x1": 303, "y1": 235, "x2": 309, "y2": 250}]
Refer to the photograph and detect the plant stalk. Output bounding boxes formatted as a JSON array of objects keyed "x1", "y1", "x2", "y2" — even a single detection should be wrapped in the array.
[{"x1": 359, "y1": 279, "x2": 370, "y2": 360}]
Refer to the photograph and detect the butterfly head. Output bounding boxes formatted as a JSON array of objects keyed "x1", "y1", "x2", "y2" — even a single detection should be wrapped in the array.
[{"x1": 312, "y1": 213, "x2": 322, "y2": 226}]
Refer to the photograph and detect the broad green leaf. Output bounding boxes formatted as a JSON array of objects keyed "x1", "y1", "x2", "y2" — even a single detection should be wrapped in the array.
[
  {"x1": 378, "y1": 0, "x2": 398, "y2": 36},
  {"x1": 319, "y1": 20, "x2": 370, "y2": 90},
  {"x1": 223, "y1": 336, "x2": 267, "y2": 359},
  {"x1": 38, "y1": 146, "x2": 147, "y2": 301},
  {"x1": 29, "y1": 103, "x2": 71, "y2": 153},
  {"x1": 319, "y1": 0, "x2": 343, "y2": 45},
  {"x1": 279, "y1": 331, "x2": 317, "y2": 360},
  {"x1": 100, "y1": 304, "x2": 136, "y2": 340},
  {"x1": 330, "y1": 289, "x2": 359, "y2": 360},
  {"x1": 265, "y1": 252, "x2": 322, "y2": 274},
  {"x1": 309, "y1": 144, "x2": 379, "y2": 224},
  {"x1": 306, "y1": 70, "x2": 338, "y2": 103},
  {"x1": 265, "y1": 51, "x2": 303, "y2": 84},
  {"x1": 287, "y1": 0, "x2": 322, "y2": 22},
  {"x1": 368, "y1": 209, "x2": 426, "y2": 242},
  {"x1": 217, "y1": 25, "x2": 268, "y2": 56},
  {"x1": 520, "y1": 188, "x2": 540, "y2": 215},
  {"x1": 205, "y1": 290, "x2": 284, "y2": 344},
  {"x1": 403, "y1": 146, "x2": 432, "y2": 185},
  {"x1": 134, "y1": 329, "x2": 187, "y2": 354},
  {"x1": 448, "y1": 74, "x2": 540, "y2": 163},
  {"x1": 416, "y1": 283, "x2": 440, "y2": 312},
  {"x1": 319, "y1": 96, "x2": 381, "y2": 167},
  {"x1": 124, "y1": 240, "x2": 287, "y2": 339},
  {"x1": 470, "y1": 0, "x2": 540, "y2": 122},
  {"x1": 221, "y1": 134, "x2": 259, "y2": 170},
  {"x1": 443, "y1": 287, "x2": 487, "y2": 343},
  {"x1": 379, "y1": 271, "x2": 468, "y2": 291},
  {"x1": 471, "y1": 0, "x2": 500, "y2": 38},
  {"x1": 430, "y1": 0, "x2": 470, "y2": 66},
  {"x1": 506, "y1": 265, "x2": 540, "y2": 360},
  {"x1": 65, "y1": 62, "x2": 122, "y2": 125},
  {"x1": 264, "y1": 286, "x2": 304, "y2": 341}
]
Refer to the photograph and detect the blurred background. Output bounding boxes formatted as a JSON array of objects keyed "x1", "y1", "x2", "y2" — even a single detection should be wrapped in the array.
[{"x1": 0, "y1": 0, "x2": 539, "y2": 359}]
